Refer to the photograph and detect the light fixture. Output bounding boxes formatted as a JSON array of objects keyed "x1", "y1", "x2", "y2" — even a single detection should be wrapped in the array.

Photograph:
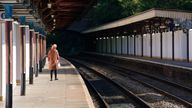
[
  {"x1": 47, "y1": 0, "x2": 52, "y2": 8},
  {"x1": 175, "y1": 23, "x2": 179, "y2": 27},
  {"x1": 145, "y1": 25, "x2": 149, "y2": 29},
  {"x1": 122, "y1": 36, "x2": 125, "y2": 38},
  {"x1": 47, "y1": 3, "x2": 52, "y2": 8},
  {"x1": 53, "y1": 23, "x2": 56, "y2": 25},
  {"x1": 53, "y1": 19, "x2": 56, "y2": 22},
  {"x1": 160, "y1": 25, "x2": 166, "y2": 29},
  {"x1": 154, "y1": 22, "x2": 160, "y2": 27},
  {"x1": 51, "y1": 15, "x2": 54, "y2": 18},
  {"x1": 116, "y1": 36, "x2": 119, "y2": 39}
]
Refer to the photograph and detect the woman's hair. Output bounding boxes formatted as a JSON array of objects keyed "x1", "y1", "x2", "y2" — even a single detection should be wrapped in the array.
[{"x1": 52, "y1": 44, "x2": 57, "y2": 49}]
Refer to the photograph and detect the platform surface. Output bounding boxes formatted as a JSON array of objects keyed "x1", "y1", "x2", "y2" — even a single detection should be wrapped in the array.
[
  {"x1": 85, "y1": 52, "x2": 192, "y2": 70},
  {"x1": 0, "y1": 58, "x2": 95, "y2": 108}
]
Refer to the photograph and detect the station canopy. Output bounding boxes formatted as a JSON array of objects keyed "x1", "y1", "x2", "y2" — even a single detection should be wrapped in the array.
[
  {"x1": 0, "y1": 0, "x2": 95, "y2": 31},
  {"x1": 34, "y1": 0, "x2": 95, "y2": 31},
  {"x1": 83, "y1": 8, "x2": 192, "y2": 36}
]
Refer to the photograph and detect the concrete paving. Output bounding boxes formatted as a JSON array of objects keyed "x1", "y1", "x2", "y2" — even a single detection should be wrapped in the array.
[{"x1": 0, "y1": 58, "x2": 95, "y2": 108}]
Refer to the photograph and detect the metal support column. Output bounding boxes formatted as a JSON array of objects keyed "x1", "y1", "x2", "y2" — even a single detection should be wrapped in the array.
[
  {"x1": 39, "y1": 36, "x2": 42, "y2": 72},
  {"x1": 134, "y1": 35, "x2": 136, "y2": 56},
  {"x1": 160, "y1": 32, "x2": 163, "y2": 59},
  {"x1": 172, "y1": 30, "x2": 175, "y2": 61},
  {"x1": 141, "y1": 34, "x2": 143, "y2": 57},
  {"x1": 186, "y1": 29, "x2": 189, "y2": 62},
  {"x1": 29, "y1": 30, "x2": 33, "y2": 84},
  {"x1": 4, "y1": 5, "x2": 13, "y2": 108},
  {"x1": 19, "y1": 16, "x2": 26, "y2": 96},
  {"x1": 121, "y1": 36, "x2": 123, "y2": 55},
  {"x1": 150, "y1": 33, "x2": 152, "y2": 58},
  {"x1": 115, "y1": 36, "x2": 117, "y2": 55},
  {"x1": 110, "y1": 37, "x2": 112, "y2": 54},
  {"x1": 35, "y1": 33, "x2": 39, "y2": 77},
  {"x1": 106, "y1": 37, "x2": 107, "y2": 53},
  {"x1": 127, "y1": 36, "x2": 129, "y2": 55}
]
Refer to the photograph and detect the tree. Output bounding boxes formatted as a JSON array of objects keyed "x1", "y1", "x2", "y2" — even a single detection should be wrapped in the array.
[{"x1": 84, "y1": 0, "x2": 192, "y2": 28}]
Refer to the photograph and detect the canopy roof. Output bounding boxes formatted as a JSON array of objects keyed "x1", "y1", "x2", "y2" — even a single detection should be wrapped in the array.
[
  {"x1": 83, "y1": 8, "x2": 192, "y2": 34},
  {"x1": 32, "y1": 0, "x2": 95, "y2": 31},
  {"x1": 0, "y1": 0, "x2": 95, "y2": 31}
]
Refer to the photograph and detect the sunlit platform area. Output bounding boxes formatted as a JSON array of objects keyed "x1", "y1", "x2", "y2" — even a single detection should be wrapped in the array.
[{"x1": 0, "y1": 58, "x2": 94, "y2": 108}]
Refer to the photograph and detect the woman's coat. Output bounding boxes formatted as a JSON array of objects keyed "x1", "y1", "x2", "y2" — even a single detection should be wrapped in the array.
[{"x1": 48, "y1": 48, "x2": 59, "y2": 70}]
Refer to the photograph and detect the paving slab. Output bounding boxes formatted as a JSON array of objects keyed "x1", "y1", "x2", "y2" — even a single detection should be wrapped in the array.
[{"x1": 0, "y1": 58, "x2": 95, "y2": 108}]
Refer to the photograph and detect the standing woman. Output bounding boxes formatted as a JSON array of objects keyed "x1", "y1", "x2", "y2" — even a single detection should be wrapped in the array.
[{"x1": 48, "y1": 44, "x2": 60, "y2": 81}]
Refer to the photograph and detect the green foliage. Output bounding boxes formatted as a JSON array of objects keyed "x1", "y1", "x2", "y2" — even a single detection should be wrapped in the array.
[{"x1": 86, "y1": 0, "x2": 192, "y2": 27}]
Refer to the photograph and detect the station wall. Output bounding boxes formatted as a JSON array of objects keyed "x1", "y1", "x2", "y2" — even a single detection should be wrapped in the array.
[
  {"x1": 122, "y1": 36, "x2": 127, "y2": 55},
  {"x1": 152, "y1": 33, "x2": 160, "y2": 58},
  {"x1": 0, "y1": 21, "x2": 5, "y2": 100},
  {"x1": 0, "y1": 21, "x2": 6, "y2": 100},
  {"x1": 25, "y1": 26, "x2": 30, "y2": 81},
  {"x1": 112, "y1": 38, "x2": 115, "y2": 54},
  {"x1": 107, "y1": 38, "x2": 110, "y2": 53},
  {"x1": 136, "y1": 35, "x2": 142, "y2": 56},
  {"x1": 96, "y1": 30, "x2": 192, "y2": 62},
  {"x1": 13, "y1": 22, "x2": 20, "y2": 87},
  {"x1": 117, "y1": 37, "x2": 121, "y2": 54},
  {"x1": 189, "y1": 29, "x2": 192, "y2": 61}
]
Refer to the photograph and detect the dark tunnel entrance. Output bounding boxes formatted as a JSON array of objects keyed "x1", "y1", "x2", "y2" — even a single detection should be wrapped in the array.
[{"x1": 46, "y1": 30, "x2": 96, "y2": 57}]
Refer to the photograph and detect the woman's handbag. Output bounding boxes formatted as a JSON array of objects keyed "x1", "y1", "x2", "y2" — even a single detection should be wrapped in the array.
[{"x1": 57, "y1": 61, "x2": 61, "y2": 68}]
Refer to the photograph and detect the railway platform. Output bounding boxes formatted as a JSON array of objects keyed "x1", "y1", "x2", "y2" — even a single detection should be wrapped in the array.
[
  {"x1": 84, "y1": 52, "x2": 192, "y2": 70},
  {"x1": 0, "y1": 58, "x2": 95, "y2": 108},
  {"x1": 81, "y1": 52, "x2": 192, "y2": 88}
]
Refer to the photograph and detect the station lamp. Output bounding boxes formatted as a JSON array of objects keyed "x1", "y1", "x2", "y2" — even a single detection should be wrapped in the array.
[
  {"x1": 175, "y1": 23, "x2": 180, "y2": 27},
  {"x1": 47, "y1": 0, "x2": 52, "y2": 8},
  {"x1": 160, "y1": 25, "x2": 166, "y2": 29}
]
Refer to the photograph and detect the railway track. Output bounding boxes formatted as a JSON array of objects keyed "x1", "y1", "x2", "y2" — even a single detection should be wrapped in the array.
[
  {"x1": 71, "y1": 61, "x2": 150, "y2": 108},
  {"x1": 75, "y1": 57, "x2": 192, "y2": 105},
  {"x1": 69, "y1": 58, "x2": 192, "y2": 108}
]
